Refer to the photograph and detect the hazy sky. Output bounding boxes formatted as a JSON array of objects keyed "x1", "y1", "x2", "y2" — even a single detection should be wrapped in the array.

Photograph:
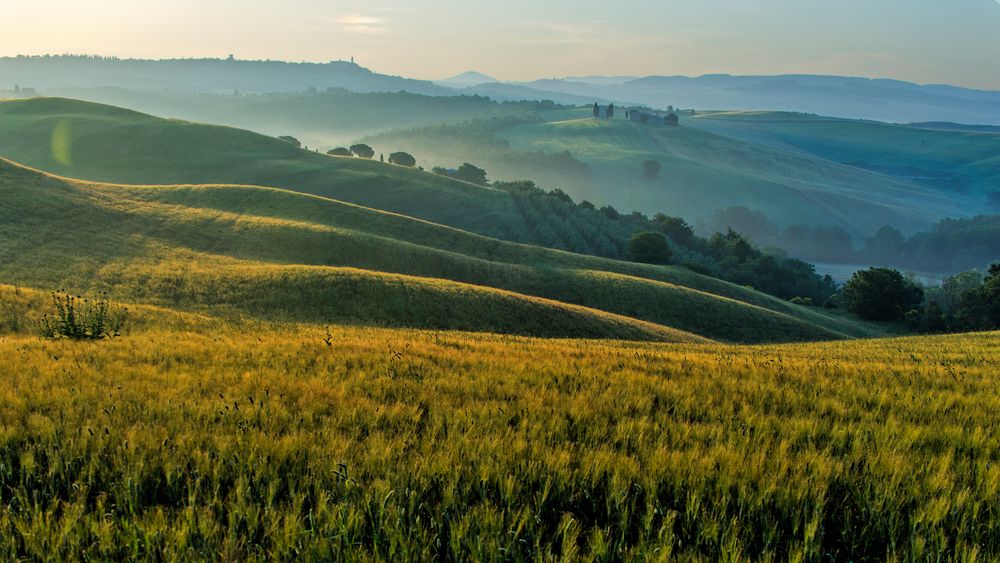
[{"x1": 4, "y1": 0, "x2": 1000, "y2": 89}]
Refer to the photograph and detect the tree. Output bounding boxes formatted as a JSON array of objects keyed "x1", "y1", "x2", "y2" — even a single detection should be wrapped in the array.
[
  {"x1": 865, "y1": 225, "x2": 905, "y2": 263},
  {"x1": 454, "y1": 163, "x2": 488, "y2": 186},
  {"x1": 494, "y1": 180, "x2": 542, "y2": 195},
  {"x1": 627, "y1": 232, "x2": 672, "y2": 265},
  {"x1": 652, "y1": 214, "x2": 694, "y2": 247},
  {"x1": 600, "y1": 205, "x2": 620, "y2": 220},
  {"x1": 592, "y1": 103, "x2": 600, "y2": 118},
  {"x1": 349, "y1": 144, "x2": 375, "y2": 159},
  {"x1": 956, "y1": 263, "x2": 1000, "y2": 330},
  {"x1": 278, "y1": 135, "x2": 301, "y2": 148},
  {"x1": 843, "y1": 267, "x2": 924, "y2": 322},
  {"x1": 641, "y1": 160, "x2": 662, "y2": 181},
  {"x1": 548, "y1": 189, "x2": 573, "y2": 204},
  {"x1": 707, "y1": 206, "x2": 780, "y2": 244},
  {"x1": 607, "y1": 103, "x2": 615, "y2": 119},
  {"x1": 327, "y1": 147, "x2": 352, "y2": 157},
  {"x1": 388, "y1": 152, "x2": 416, "y2": 167}
]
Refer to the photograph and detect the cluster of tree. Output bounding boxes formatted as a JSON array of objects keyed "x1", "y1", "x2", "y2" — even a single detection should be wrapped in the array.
[
  {"x1": 591, "y1": 103, "x2": 615, "y2": 119},
  {"x1": 480, "y1": 177, "x2": 839, "y2": 303},
  {"x1": 862, "y1": 216, "x2": 1000, "y2": 273},
  {"x1": 432, "y1": 163, "x2": 489, "y2": 186},
  {"x1": 323, "y1": 144, "x2": 416, "y2": 167},
  {"x1": 701, "y1": 206, "x2": 1000, "y2": 273},
  {"x1": 363, "y1": 117, "x2": 592, "y2": 190},
  {"x1": 841, "y1": 265, "x2": 999, "y2": 332}
]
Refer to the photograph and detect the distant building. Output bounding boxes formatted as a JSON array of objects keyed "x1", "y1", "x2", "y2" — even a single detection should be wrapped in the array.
[
  {"x1": 19, "y1": 87, "x2": 37, "y2": 97},
  {"x1": 628, "y1": 109, "x2": 681, "y2": 127}
]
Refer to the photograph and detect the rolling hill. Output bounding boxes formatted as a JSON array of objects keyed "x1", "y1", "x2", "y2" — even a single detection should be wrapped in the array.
[
  {"x1": 0, "y1": 156, "x2": 883, "y2": 343},
  {"x1": 368, "y1": 108, "x2": 994, "y2": 239},
  {"x1": 44, "y1": 87, "x2": 546, "y2": 147}
]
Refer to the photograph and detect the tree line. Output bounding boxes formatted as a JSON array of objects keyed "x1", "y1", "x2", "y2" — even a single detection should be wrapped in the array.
[{"x1": 701, "y1": 206, "x2": 1000, "y2": 273}]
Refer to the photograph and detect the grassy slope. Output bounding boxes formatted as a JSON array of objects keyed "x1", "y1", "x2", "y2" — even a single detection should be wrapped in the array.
[
  {"x1": 0, "y1": 315, "x2": 996, "y2": 559},
  {"x1": 49, "y1": 87, "x2": 541, "y2": 147},
  {"x1": 496, "y1": 110, "x2": 985, "y2": 237},
  {"x1": 0, "y1": 157, "x2": 883, "y2": 342},
  {"x1": 0, "y1": 97, "x2": 531, "y2": 243},
  {"x1": 687, "y1": 111, "x2": 1000, "y2": 195}
]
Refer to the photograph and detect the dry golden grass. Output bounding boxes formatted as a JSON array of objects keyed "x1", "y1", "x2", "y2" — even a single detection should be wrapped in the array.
[{"x1": 0, "y1": 293, "x2": 997, "y2": 560}]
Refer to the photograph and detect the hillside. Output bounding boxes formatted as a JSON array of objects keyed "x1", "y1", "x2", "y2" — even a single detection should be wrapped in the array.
[
  {"x1": 0, "y1": 157, "x2": 883, "y2": 342},
  {"x1": 686, "y1": 111, "x2": 1000, "y2": 196},
  {"x1": 46, "y1": 87, "x2": 547, "y2": 147},
  {"x1": 0, "y1": 97, "x2": 532, "y2": 241},
  {"x1": 368, "y1": 109, "x2": 993, "y2": 239}
]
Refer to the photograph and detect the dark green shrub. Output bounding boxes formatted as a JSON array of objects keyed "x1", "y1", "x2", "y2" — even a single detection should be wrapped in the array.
[
  {"x1": 327, "y1": 147, "x2": 352, "y2": 157},
  {"x1": 278, "y1": 135, "x2": 301, "y2": 147},
  {"x1": 40, "y1": 291, "x2": 128, "y2": 340},
  {"x1": 627, "y1": 232, "x2": 672, "y2": 265},
  {"x1": 388, "y1": 152, "x2": 416, "y2": 167},
  {"x1": 843, "y1": 268, "x2": 924, "y2": 322},
  {"x1": 350, "y1": 144, "x2": 375, "y2": 159}
]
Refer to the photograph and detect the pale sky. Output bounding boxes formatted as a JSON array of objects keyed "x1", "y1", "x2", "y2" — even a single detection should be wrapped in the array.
[{"x1": 3, "y1": 0, "x2": 1000, "y2": 89}]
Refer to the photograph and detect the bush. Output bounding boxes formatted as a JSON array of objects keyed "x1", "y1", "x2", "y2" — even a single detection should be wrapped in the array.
[
  {"x1": 627, "y1": 232, "x2": 672, "y2": 265},
  {"x1": 350, "y1": 144, "x2": 375, "y2": 159},
  {"x1": 789, "y1": 297, "x2": 813, "y2": 306},
  {"x1": 327, "y1": 147, "x2": 352, "y2": 157},
  {"x1": 455, "y1": 163, "x2": 488, "y2": 186},
  {"x1": 843, "y1": 268, "x2": 924, "y2": 323},
  {"x1": 40, "y1": 291, "x2": 128, "y2": 340},
  {"x1": 388, "y1": 152, "x2": 416, "y2": 167},
  {"x1": 278, "y1": 135, "x2": 301, "y2": 147}
]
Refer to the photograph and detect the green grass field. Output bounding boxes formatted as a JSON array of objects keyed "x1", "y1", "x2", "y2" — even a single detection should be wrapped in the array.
[
  {"x1": 0, "y1": 156, "x2": 880, "y2": 343},
  {"x1": 0, "y1": 97, "x2": 533, "y2": 243},
  {"x1": 0, "y1": 287, "x2": 996, "y2": 560},
  {"x1": 687, "y1": 111, "x2": 1000, "y2": 195},
  {"x1": 367, "y1": 108, "x2": 996, "y2": 239}
]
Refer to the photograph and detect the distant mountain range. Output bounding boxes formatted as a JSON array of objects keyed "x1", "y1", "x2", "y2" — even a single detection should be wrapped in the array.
[
  {"x1": 494, "y1": 75, "x2": 1000, "y2": 125},
  {"x1": 0, "y1": 55, "x2": 450, "y2": 96},
  {"x1": 3, "y1": 56, "x2": 1000, "y2": 124}
]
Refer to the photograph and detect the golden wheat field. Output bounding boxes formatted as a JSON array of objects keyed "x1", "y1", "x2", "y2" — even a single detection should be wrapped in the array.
[{"x1": 1, "y1": 287, "x2": 998, "y2": 560}]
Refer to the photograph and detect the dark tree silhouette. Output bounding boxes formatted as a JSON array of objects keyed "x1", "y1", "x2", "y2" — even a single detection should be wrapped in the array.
[
  {"x1": 652, "y1": 214, "x2": 695, "y2": 246},
  {"x1": 278, "y1": 135, "x2": 301, "y2": 147},
  {"x1": 327, "y1": 147, "x2": 351, "y2": 156},
  {"x1": 627, "y1": 232, "x2": 672, "y2": 265},
  {"x1": 349, "y1": 144, "x2": 375, "y2": 159},
  {"x1": 454, "y1": 163, "x2": 488, "y2": 186},
  {"x1": 388, "y1": 152, "x2": 416, "y2": 167},
  {"x1": 843, "y1": 268, "x2": 924, "y2": 322}
]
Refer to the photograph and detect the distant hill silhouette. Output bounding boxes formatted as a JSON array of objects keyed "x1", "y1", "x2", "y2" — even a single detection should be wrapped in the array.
[{"x1": 0, "y1": 55, "x2": 450, "y2": 95}]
